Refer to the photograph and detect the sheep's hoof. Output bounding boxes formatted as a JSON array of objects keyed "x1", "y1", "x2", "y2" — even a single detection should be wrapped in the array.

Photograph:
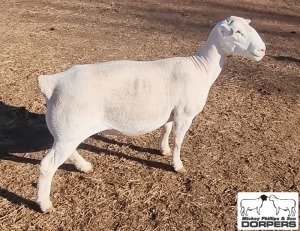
[
  {"x1": 43, "y1": 206, "x2": 55, "y2": 213},
  {"x1": 161, "y1": 151, "x2": 172, "y2": 157},
  {"x1": 78, "y1": 162, "x2": 93, "y2": 173},
  {"x1": 75, "y1": 161, "x2": 93, "y2": 173},
  {"x1": 39, "y1": 201, "x2": 54, "y2": 213},
  {"x1": 175, "y1": 167, "x2": 186, "y2": 174}
]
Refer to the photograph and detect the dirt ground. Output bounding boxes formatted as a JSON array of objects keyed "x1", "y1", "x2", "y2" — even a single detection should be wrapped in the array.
[{"x1": 0, "y1": 0, "x2": 299, "y2": 230}]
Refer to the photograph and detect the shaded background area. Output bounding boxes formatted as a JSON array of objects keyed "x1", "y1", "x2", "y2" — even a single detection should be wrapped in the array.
[
  {"x1": 0, "y1": 102, "x2": 52, "y2": 153},
  {"x1": 0, "y1": 0, "x2": 299, "y2": 230}
]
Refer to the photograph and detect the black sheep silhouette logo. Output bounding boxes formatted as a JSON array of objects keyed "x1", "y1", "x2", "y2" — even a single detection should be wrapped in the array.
[{"x1": 240, "y1": 194, "x2": 268, "y2": 216}]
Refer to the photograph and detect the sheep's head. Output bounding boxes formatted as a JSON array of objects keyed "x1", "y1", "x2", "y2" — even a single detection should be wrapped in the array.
[
  {"x1": 269, "y1": 195, "x2": 276, "y2": 201},
  {"x1": 260, "y1": 194, "x2": 268, "y2": 201},
  {"x1": 217, "y1": 16, "x2": 266, "y2": 61}
]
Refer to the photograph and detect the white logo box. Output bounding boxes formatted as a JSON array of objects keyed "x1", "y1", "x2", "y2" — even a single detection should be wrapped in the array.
[{"x1": 237, "y1": 192, "x2": 298, "y2": 230}]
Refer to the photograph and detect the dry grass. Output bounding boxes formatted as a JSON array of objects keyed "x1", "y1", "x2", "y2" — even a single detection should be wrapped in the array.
[{"x1": 0, "y1": 0, "x2": 299, "y2": 230}]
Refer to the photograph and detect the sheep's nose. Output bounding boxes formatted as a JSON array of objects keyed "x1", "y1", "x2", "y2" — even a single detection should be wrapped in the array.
[{"x1": 261, "y1": 48, "x2": 266, "y2": 52}]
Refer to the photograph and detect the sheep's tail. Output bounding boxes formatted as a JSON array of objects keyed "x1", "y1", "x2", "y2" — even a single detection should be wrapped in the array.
[{"x1": 38, "y1": 74, "x2": 59, "y2": 100}]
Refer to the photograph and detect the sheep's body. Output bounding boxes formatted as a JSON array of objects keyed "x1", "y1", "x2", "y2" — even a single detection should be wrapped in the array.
[
  {"x1": 37, "y1": 16, "x2": 266, "y2": 212},
  {"x1": 40, "y1": 57, "x2": 210, "y2": 139},
  {"x1": 240, "y1": 195, "x2": 268, "y2": 216},
  {"x1": 269, "y1": 195, "x2": 296, "y2": 216}
]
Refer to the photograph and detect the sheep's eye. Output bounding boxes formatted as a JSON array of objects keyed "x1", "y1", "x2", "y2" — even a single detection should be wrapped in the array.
[{"x1": 236, "y1": 31, "x2": 243, "y2": 35}]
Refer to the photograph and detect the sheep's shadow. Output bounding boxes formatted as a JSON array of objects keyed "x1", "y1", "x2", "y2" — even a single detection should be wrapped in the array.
[
  {"x1": 92, "y1": 134, "x2": 161, "y2": 155},
  {"x1": 85, "y1": 135, "x2": 172, "y2": 171},
  {"x1": 0, "y1": 102, "x2": 53, "y2": 154},
  {"x1": 0, "y1": 187, "x2": 40, "y2": 212},
  {"x1": 271, "y1": 55, "x2": 300, "y2": 64},
  {"x1": 80, "y1": 143, "x2": 173, "y2": 172},
  {"x1": 0, "y1": 152, "x2": 79, "y2": 172},
  {"x1": 0, "y1": 101, "x2": 169, "y2": 171}
]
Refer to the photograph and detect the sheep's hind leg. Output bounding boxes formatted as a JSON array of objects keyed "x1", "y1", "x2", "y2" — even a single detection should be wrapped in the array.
[
  {"x1": 245, "y1": 209, "x2": 248, "y2": 216},
  {"x1": 36, "y1": 141, "x2": 78, "y2": 213},
  {"x1": 160, "y1": 121, "x2": 173, "y2": 156},
  {"x1": 291, "y1": 207, "x2": 296, "y2": 216},
  {"x1": 69, "y1": 150, "x2": 93, "y2": 173}
]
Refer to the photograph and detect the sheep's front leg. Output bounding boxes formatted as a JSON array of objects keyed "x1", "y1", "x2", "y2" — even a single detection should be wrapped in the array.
[
  {"x1": 172, "y1": 118, "x2": 193, "y2": 173},
  {"x1": 276, "y1": 207, "x2": 279, "y2": 215},
  {"x1": 160, "y1": 121, "x2": 173, "y2": 156},
  {"x1": 69, "y1": 150, "x2": 93, "y2": 173},
  {"x1": 256, "y1": 207, "x2": 260, "y2": 215},
  {"x1": 240, "y1": 207, "x2": 245, "y2": 216}
]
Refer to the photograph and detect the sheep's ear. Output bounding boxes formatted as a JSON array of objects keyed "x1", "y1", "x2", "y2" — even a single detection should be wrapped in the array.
[
  {"x1": 219, "y1": 24, "x2": 234, "y2": 37},
  {"x1": 245, "y1": 19, "x2": 251, "y2": 24},
  {"x1": 226, "y1": 17, "x2": 233, "y2": 25}
]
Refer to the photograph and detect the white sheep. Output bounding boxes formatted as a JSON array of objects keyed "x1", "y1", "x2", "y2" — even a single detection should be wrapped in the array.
[
  {"x1": 37, "y1": 16, "x2": 266, "y2": 212},
  {"x1": 240, "y1": 194, "x2": 268, "y2": 216},
  {"x1": 269, "y1": 194, "x2": 296, "y2": 216}
]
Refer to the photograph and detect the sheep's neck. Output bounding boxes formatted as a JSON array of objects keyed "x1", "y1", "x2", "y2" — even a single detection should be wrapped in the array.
[{"x1": 192, "y1": 36, "x2": 227, "y2": 87}]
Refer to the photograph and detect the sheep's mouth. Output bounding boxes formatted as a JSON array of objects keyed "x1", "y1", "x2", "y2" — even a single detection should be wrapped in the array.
[{"x1": 251, "y1": 52, "x2": 263, "y2": 58}]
